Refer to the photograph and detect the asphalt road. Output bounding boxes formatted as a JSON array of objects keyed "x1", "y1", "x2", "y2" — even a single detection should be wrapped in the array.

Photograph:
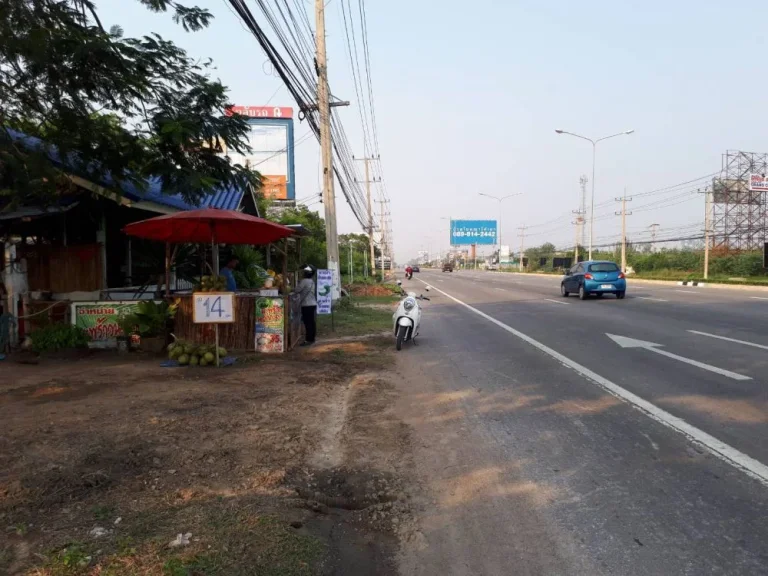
[{"x1": 394, "y1": 270, "x2": 768, "y2": 575}]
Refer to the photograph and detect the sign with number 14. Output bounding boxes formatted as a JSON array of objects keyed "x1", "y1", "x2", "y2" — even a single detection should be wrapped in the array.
[{"x1": 193, "y1": 292, "x2": 235, "y2": 324}]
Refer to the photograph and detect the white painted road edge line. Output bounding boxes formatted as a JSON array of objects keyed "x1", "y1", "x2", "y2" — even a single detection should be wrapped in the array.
[
  {"x1": 750, "y1": 296, "x2": 768, "y2": 301},
  {"x1": 636, "y1": 296, "x2": 669, "y2": 302},
  {"x1": 688, "y1": 330, "x2": 768, "y2": 351},
  {"x1": 673, "y1": 290, "x2": 706, "y2": 295},
  {"x1": 418, "y1": 278, "x2": 768, "y2": 487},
  {"x1": 544, "y1": 298, "x2": 569, "y2": 305}
]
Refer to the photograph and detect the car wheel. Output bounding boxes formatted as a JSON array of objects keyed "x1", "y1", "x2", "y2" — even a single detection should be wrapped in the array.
[
  {"x1": 616, "y1": 291, "x2": 626, "y2": 299},
  {"x1": 578, "y1": 284, "x2": 588, "y2": 300},
  {"x1": 560, "y1": 283, "x2": 569, "y2": 297}
]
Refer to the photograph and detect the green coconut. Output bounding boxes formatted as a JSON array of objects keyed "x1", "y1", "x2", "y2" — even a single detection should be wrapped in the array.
[{"x1": 177, "y1": 354, "x2": 190, "y2": 366}]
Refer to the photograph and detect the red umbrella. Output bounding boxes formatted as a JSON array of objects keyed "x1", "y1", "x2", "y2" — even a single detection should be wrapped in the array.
[{"x1": 122, "y1": 208, "x2": 294, "y2": 245}]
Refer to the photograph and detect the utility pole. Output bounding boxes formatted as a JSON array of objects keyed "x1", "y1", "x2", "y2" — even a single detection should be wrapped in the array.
[
  {"x1": 518, "y1": 226, "x2": 528, "y2": 272},
  {"x1": 703, "y1": 187, "x2": 711, "y2": 279},
  {"x1": 615, "y1": 188, "x2": 633, "y2": 273},
  {"x1": 376, "y1": 198, "x2": 390, "y2": 278},
  {"x1": 649, "y1": 223, "x2": 660, "y2": 252},
  {"x1": 354, "y1": 156, "x2": 380, "y2": 283},
  {"x1": 315, "y1": 0, "x2": 340, "y2": 295}
]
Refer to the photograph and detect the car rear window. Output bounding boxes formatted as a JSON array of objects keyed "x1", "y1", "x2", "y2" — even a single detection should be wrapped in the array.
[{"x1": 589, "y1": 263, "x2": 619, "y2": 272}]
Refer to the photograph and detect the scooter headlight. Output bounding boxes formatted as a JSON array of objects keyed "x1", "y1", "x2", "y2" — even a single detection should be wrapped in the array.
[{"x1": 403, "y1": 297, "x2": 416, "y2": 312}]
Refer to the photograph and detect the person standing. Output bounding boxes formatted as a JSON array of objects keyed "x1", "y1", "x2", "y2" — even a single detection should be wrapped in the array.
[
  {"x1": 219, "y1": 257, "x2": 239, "y2": 292},
  {"x1": 295, "y1": 266, "x2": 317, "y2": 346}
]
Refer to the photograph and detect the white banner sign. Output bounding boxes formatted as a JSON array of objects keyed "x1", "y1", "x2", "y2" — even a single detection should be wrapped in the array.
[
  {"x1": 316, "y1": 270, "x2": 333, "y2": 315},
  {"x1": 193, "y1": 292, "x2": 235, "y2": 323},
  {"x1": 749, "y1": 173, "x2": 768, "y2": 192}
]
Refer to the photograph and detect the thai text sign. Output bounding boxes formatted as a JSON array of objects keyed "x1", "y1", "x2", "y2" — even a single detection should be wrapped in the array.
[
  {"x1": 317, "y1": 269, "x2": 333, "y2": 314},
  {"x1": 450, "y1": 220, "x2": 497, "y2": 245},
  {"x1": 749, "y1": 174, "x2": 768, "y2": 192},
  {"x1": 255, "y1": 297, "x2": 285, "y2": 353},
  {"x1": 71, "y1": 301, "x2": 142, "y2": 348}
]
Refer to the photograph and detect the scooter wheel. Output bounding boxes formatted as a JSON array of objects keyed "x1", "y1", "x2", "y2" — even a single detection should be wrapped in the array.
[{"x1": 396, "y1": 325, "x2": 406, "y2": 351}]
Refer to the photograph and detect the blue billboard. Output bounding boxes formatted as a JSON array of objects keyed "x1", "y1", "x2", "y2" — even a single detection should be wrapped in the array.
[{"x1": 450, "y1": 220, "x2": 497, "y2": 245}]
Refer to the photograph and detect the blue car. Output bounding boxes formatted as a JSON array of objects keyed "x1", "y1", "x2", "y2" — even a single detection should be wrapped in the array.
[{"x1": 561, "y1": 260, "x2": 626, "y2": 300}]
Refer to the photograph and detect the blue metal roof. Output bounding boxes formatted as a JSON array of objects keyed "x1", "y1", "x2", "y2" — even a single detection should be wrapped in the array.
[{"x1": 3, "y1": 128, "x2": 245, "y2": 211}]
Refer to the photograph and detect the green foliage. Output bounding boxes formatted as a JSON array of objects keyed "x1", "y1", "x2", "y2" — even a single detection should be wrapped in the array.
[
  {"x1": 278, "y1": 206, "x2": 328, "y2": 269},
  {"x1": 231, "y1": 245, "x2": 267, "y2": 289},
  {"x1": 29, "y1": 323, "x2": 89, "y2": 353},
  {"x1": 0, "y1": 0, "x2": 260, "y2": 209},
  {"x1": 127, "y1": 300, "x2": 177, "y2": 337}
]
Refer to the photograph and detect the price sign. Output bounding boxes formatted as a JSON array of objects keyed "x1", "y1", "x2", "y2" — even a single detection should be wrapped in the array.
[{"x1": 193, "y1": 292, "x2": 235, "y2": 323}]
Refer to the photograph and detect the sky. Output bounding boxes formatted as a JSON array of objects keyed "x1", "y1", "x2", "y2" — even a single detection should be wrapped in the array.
[{"x1": 101, "y1": 0, "x2": 768, "y2": 261}]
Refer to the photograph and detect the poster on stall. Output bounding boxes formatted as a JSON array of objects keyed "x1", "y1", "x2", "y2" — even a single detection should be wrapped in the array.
[
  {"x1": 254, "y1": 297, "x2": 285, "y2": 353},
  {"x1": 71, "y1": 301, "x2": 143, "y2": 348},
  {"x1": 316, "y1": 269, "x2": 333, "y2": 315}
]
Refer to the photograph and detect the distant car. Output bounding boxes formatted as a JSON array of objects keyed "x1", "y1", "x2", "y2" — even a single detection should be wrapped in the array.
[
  {"x1": 412, "y1": 265, "x2": 420, "y2": 273},
  {"x1": 561, "y1": 260, "x2": 626, "y2": 300},
  {"x1": 442, "y1": 262, "x2": 454, "y2": 272}
]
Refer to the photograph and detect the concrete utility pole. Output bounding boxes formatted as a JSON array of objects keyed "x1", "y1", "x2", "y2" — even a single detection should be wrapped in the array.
[
  {"x1": 703, "y1": 188, "x2": 712, "y2": 279},
  {"x1": 615, "y1": 188, "x2": 633, "y2": 273},
  {"x1": 572, "y1": 176, "x2": 587, "y2": 262},
  {"x1": 649, "y1": 223, "x2": 660, "y2": 252},
  {"x1": 315, "y1": 0, "x2": 340, "y2": 294},
  {"x1": 355, "y1": 156, "x2": 379, "y2": 282},
  {"x1": 376, "y1": 198, "x2": 390, "y2": 278},
  {"x1": 518, "y1": 226, "x2": 528, "y2": 272}
]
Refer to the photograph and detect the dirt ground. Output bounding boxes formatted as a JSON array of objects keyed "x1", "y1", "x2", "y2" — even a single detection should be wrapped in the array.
[{"x1": 0, "y1": 339, "x2": 412, "y2": 575}]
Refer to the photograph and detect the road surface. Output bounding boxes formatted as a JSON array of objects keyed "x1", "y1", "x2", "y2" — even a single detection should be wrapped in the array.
[{"x1": 394, "y1": 270, "x2": 768, "y2": 575}]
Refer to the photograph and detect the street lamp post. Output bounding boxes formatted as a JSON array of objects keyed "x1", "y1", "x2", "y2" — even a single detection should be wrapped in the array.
[
  {"x1": 478, "y1": 193, "x2": 522, "y2": 264},
  {"x1": 555, "y1": 129, "x2": 634, "y2": 260}
]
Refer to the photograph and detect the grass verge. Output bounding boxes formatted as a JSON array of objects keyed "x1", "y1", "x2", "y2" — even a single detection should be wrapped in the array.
[{"x1": 317, "y1": 303, "x2": 392, "y2": 338}]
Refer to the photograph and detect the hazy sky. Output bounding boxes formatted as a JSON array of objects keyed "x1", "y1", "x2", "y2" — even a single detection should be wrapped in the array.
[{"x1": 102, "y1": 0, "x2": 768, "y2": 260}]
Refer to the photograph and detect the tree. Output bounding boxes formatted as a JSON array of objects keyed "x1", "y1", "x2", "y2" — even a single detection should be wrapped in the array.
[
  {"x1": 277, "y1": 206, "x2": 327, "y2": 269},
  {"x1": 0, "y1": 0, "x2": 259, "y2": 208}
]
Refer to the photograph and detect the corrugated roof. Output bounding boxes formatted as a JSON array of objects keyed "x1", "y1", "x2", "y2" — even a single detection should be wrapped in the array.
[{"x1": 3, "y1": 128, "x2": 245, "y2": 212}]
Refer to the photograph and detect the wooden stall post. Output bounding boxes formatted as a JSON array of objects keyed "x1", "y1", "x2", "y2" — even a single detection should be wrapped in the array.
[{"x1": 165, "y1": 242, "x2": 171, "y2": 297}]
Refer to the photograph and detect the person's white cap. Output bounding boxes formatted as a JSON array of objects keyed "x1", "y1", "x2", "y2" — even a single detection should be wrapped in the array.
[{"x1": 304, "y1": 266, "x2": 313, "y2": 272}]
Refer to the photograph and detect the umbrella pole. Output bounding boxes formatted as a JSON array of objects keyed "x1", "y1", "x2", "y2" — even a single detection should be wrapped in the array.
[{"x1": 215, "y1": 324, "x2": 220, "y2": 368}]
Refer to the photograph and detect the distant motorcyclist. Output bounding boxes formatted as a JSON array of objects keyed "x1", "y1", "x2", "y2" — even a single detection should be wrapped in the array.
[{"x1": 405, "y1": 265, "x2": 413, "y2": 280}]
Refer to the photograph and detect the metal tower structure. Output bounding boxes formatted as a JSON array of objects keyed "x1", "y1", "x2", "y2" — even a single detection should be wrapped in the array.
[{"x1": 711, "y1": 150, "x2": 768, "y2": 251}]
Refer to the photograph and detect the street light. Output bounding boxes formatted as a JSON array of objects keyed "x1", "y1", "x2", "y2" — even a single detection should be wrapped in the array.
[
  {"x1": 555, "y1": 128, "x2": 634, "y2": 260},
  {"x1": 478, "y1": 193, "x2": 522, "y2": 262}
]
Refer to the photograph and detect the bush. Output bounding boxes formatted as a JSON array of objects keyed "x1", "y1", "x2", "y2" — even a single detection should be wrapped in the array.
[{"x1": 30, "y1": 324, "x2": 90, "y2": 353}]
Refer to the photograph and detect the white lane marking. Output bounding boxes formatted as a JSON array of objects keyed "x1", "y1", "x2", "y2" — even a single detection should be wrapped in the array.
[
  {"x1": 544, "y1": 298, "x2": 569, "y2": 305},
  {"x1": 416, "y1": 278, "x2": 768, "y2": 486},
  {"x1": 673, "y1": 290, "x2": 706, "y2": 295},
  {"x1": 636, "y1": 296, "x2": 669, "y2": 302},
  {"x1": 642, "y1": 433, "x2": 660, "y2": 451},
  {"x1": 750, "y1": 296, "x2": 768, "y2": 301},
  {"x1": 606, "y1": 334, "x2": 751, "y2": 381},
  {"x1": 688, "y1": 330, "x2": 768, "y2": 351},
  {"x1": 494, "y1": 287, "x2": 506, "y2": 292}
]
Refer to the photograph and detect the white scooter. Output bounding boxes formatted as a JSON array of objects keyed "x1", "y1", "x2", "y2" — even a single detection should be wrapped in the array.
[{"x1": 393, "y1": 281, "x2": 429, "y2": 351}]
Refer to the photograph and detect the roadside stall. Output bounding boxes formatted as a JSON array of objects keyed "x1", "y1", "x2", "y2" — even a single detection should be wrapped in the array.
[{"x1": 123, "y1": 208, "x2": 305, "y2": 353}]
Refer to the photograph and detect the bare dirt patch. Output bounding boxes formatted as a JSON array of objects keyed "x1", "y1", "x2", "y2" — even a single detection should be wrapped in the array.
[{"x1": 0, "y1": 338, "x2": 411, "y2": 575}]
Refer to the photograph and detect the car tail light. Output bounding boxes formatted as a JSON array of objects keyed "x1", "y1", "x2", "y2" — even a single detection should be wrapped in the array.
[
  {"x1": 618, "y1": 272, "x2": 625, "y2": 279},
  {"x1": 584, "y1": 273, "x2": 593, "y2": 280}
]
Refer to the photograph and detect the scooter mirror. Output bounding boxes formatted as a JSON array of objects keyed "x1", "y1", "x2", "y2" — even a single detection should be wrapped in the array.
[
  {"x1": 425, "y1": 287, "x2": 430, "y2": 291},
  {"x1": 397, "y1": 281, "x2": 402, "y2": 286}
]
